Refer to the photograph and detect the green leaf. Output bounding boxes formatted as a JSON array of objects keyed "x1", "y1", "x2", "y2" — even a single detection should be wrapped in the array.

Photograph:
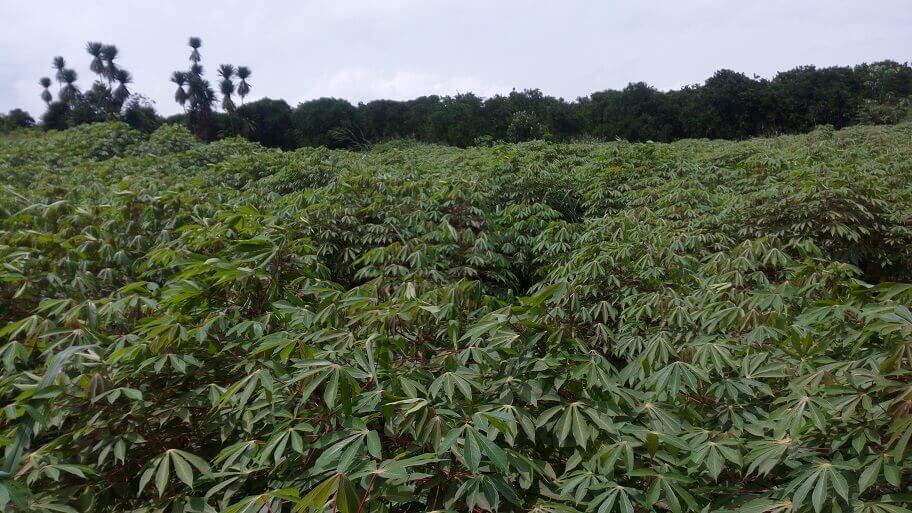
[
  {"x1": 859, "y1": 459, "x2": 881, "y2": 493},
  {"x1": 706, "y1": 447, "x2": 723, "y2": 479},
  {"x1": 154, "y1": 456, "x2": 170, "y2": 497},
  {"x1": 571, "y1": 405, "x2": 588, "y2": 448},
  {"x1": 464, "y1": 430, "x2": 481, "y2": 473},
  {"x1": 645, "y1": 431, "x2": 659, "y2": 457},
  {"x1": 336, "y1": 474, "x2": 360, "y2": 513},
  {"x1": 170, "y1": 451, "x2": 194, "y2": 488},
  {"x1": 367, "y1": 430, "x2": 382, "y2": 459},
  {"x1": 474, "y1": 429, "x2": 509, "y2": 472},
  {"x1": 812, "y1": 470, "x2": 828, "y2": 513},
  {"x1": 295, "y1": 475, "x2": 338, "y2": 512}
]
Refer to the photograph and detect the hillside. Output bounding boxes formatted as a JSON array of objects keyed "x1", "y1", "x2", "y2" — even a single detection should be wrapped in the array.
[{"x1": 1, "y1": 123, "x2": 912, "y2": 512}]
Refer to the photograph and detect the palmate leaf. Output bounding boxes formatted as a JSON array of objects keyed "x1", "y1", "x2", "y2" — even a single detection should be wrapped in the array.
[
  {"x1": 211, "y1": 368, "x2": 275, "y2": 411},
  {"x1": 686, "y1": 435, "x2": 742, "y2": 480},
  {"x1": 643, "y1": 361, "x2": 709, "y2": 399},
  {"x1": 454, "y1": 473, "x2": 520, "y2": 511},
  {"x1": 539, "y1": 401, "x2": 616, "y2": 449},
  {"x1": 633, "y1": 470, "x2": 697, "y2": 513},
  {"x1": 785, "y1": 460, "x2": 851, "y2": 513},
  {"x1": 442, "y1": 423, "x2": 511, "y2": 475},
  {"x1": 429, "y1": 369, "x2": 479, "y2": 401},
  {"x1": 729, "y1": 497, "x2": 795, "y2": 513},
  {"x1": 224, "y1": 489, "x2": 300, "y2": 513},
  {"x1": 26, "y1": 463, "x2": 95, "y2": 485},
  {"x1": 852, "y1": 500, "x2": 912, "y2": 513},
  {"x1": 588, "y1": 483, "x2": 639, "y2": 513},
  {"x1": 2, "y1": 344, "x2": 97, "y2": 476},
  {"x1": 138, "y1": 449, "x2": 212, "y2": 497},
  {"x1": 745, "y1": 437, "x2": 794, "y2": 476},
  {"x1": 886, "y1": 413, "x2": 912, "y2": 460},
  {"x1": 770, "y1": 394, "x2": 833, "y2": 437},
  {"x1": 312, "y1": 427, "x2": 384, "y2": 473},
  {"x1": 289, "y1": 474, "x2": 361, "y2": 513}
]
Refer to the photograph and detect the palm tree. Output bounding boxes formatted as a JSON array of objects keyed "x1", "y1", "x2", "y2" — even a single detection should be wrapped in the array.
[
  {"x1": 186, "y1": 74, "x2": 216, "y2": 109},
  {"x1": 236, "y1": 66, "x2": 251, "y2": 104},
  {"x1": 219, "y1": 80, "x2": 236, "y2": 113},
  {"x1": 86, "y1": 42, "x2": 104, "y2": 76},
  {"x1": 183, "y1": 71, "x2": 216, "y2": 139},
  {"x1": 192, "y1": 82, "x2": 216, "y2": 139},
  {"x1": 217, "y1": 64, "x2": 235, "y2": 80},
  {"x1": 39, "y1": 77, "x2": 53, "y2": 106},
  {"x1": 113, "y1": 69, "x2": 132, "y2": 104},
  {"x1": 218, "y1": 64, "x2": 236, "y2": 112},
  {"x1": 174, "y1": 36, "x2": 218, "y2": 139},
  {"x1": 52, "y1": 56, "x2": 66, "y2": 90},
  {"x1": 188, "y1": 37, "x2": 202, "y2": 63},
  {"x1": 101, "y1": 44, "x2": 119, "y2": 84},
  {"x1": 171, "y1": 71, "x2": 188, "y2": 110},
  {"x1": 59, "y1": 69, "x2": 80, "y2": 104}
]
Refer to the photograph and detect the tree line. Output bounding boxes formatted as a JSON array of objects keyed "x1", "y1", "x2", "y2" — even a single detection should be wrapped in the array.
[
  {"x1": 259, "y1": 62, "x2": 912, "y2": 148},
  {"x1": 2, "y1": 37, "x2": 911, "y2": 148}
]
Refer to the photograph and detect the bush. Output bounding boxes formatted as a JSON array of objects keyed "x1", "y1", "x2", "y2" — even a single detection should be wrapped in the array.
[
  {"x1": 507, "y1": 110, "x2": 551, "y2": 142},
  {"x1": 856, "y1": 97, "x2": 912, "y2": 124},
  {"x1": 0, "y1": 109, "x2": 35, "y2": 133},
  {"x1": 132, "y1": 123, "x2": 199, "y2": 156}
]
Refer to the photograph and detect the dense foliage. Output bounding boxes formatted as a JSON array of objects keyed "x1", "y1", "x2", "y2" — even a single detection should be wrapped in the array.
[
  {"x1": 2, "y1": 122, "x2": 912, "y2": 513},
  {"x1": 282, "y1": 61, "x2": 912, "y2": 147},
  {"x1": 0, "y1": 110, "x2": 35, "y2": 134},
  {"x1": 25, "y1": 53, "x2": 912, "y2": 147},
  {"x1": 168, "y1": 61, "x2": 912, "y2": 148}
]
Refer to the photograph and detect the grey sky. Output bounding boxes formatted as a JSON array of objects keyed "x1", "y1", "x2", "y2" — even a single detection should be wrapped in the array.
[{"x1": 1, "y1": 0, "x2": 910, "y2": 117}]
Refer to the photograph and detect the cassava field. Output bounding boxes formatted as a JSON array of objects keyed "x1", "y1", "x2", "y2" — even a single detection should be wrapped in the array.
[{"x1": 2, "y1": 122, "x2": 912, "y2": 513}]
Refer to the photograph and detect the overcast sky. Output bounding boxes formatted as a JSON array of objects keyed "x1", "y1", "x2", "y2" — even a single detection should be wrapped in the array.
[{"x1": 1, "y1": 0, "x2": 910, "y2": 117}]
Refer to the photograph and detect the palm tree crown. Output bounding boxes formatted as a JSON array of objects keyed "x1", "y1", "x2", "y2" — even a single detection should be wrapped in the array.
[
  {"x1": 101, "y1": 45, "x2": 119, "y2": 83},
  {"x1": 86, "y1": 42, "x2": 104, "y2": 75},
  {"x1": 58, "y1": 68, "x2": 80, "y2": 104},
  {"x1": 236, "y1": 66, "x2": 251, "y2": 104},
  {"x1": 114, "y1": 69, "x2": 132, "y2": 103},
  {"x1": 52, "y1": 56, "x2": 66, "y2": 86},
  {"x1": 188, "y1": 37, "x2": 202, "y2": 63},
  {"x1": 171, "y1": 71, "x2": 188, "y2": 109},
  {"x1": 220, "y1": 79, "x2": 236, "y2": 112},
  {"x1": 217, "y1": 64, "x2": 237, "y2": 112},
  {"x1": 39, "y1": 77, "x2": 53, "y2": 105},
  {"x1": 217, "y1": 64, "x2": 235, "y2": 81}
]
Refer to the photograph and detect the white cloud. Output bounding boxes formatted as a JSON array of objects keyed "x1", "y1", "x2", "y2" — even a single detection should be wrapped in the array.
[{"x1": 303, "y1": 68, "x2": 509, "y2": 103}]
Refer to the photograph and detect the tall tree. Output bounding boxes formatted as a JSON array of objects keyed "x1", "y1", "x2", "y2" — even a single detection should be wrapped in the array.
[
  {"x1": 173, "y1": 37, "x2": 215, "y2": 139},
  {"x1": 186, "y1": 73, "x2": 215, "y2": 139},
  {"x1": 85, "y1": 42, "x2": 126, "y2": 117},
  {"x1": 58, "y1": 69, "x2": 79, "y2": 105},
  {"x1": 171, "y1": 71, "x2": 188, "y2": 110},
  {"x1": 52, "y1": 56, "x2": 66, "y2": 91},
  {"x1": 188, "y1": 37, "x2": 202, "y2": 63},
  {"x1": 113, "y1": 69, "x2": 132, "y2": 105},
  {"x1": 100, "y1": 45, "x2": 119, "y2": 85},
  {"x1": 217, "y1": 64, "x2": 236, "y2": 112},
  {"x1": 86, "y1": 42, "x2": 104, "y2": 76},
  {"x1": 39, "y1": 77, "x2": 52, "y2": 106},
  {"x1": 236, "y1": 66, "x2": 251, "y2": 104}
]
